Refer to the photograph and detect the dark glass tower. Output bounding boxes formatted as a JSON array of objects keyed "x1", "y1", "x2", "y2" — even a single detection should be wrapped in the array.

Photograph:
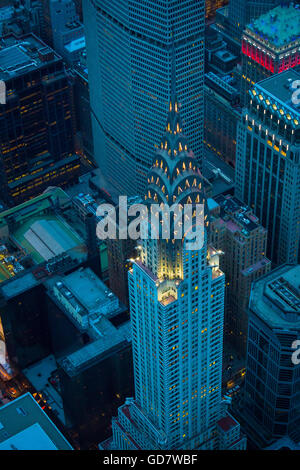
[{"x1": 0, "y1": 34, "x2": 79, "y2": 205}]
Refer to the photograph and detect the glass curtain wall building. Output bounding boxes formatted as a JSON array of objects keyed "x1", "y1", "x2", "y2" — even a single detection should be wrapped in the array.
[{"x1": 83, "y1": 0, "x2": 205, "y2": 195}]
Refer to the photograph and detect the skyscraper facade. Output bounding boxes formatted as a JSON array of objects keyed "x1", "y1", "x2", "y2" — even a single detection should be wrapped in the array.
[
  {"x1": 209, "y1": 194, "x2": 271, "y2": 354},
  {"x1": 102, "y1": 87, "x2": 246, "y2": 450},
  {"x1": 204, "y1": 72, "x2": 240, "y2": 167},
  {"x1": 242, "y1": 264, "x2": 300, "y2": 447},
  {"x1": 0, "y1": 34, "x2": 80, "y2": 205},
  {"x1": 241, "y1": 3, "x2": 300, "y2": 106},
  {"x1": 83, "y1": 0, "x2": 205, "y2": 195},
  {"x1": 235, "y1": 70, "x2": 300, "y2": 266}
]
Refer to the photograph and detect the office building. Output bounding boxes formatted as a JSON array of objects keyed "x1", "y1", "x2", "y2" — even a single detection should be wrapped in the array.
[
  {"x1": 214, "y1": 0, "x2": 282, "y2": 56},
  {"x1": 83, "y1": 0, "x2": 205, "y2": 195},
  {"x1": 204, "y1": 72, "x2": 240, "y2": 167},
  {"x1": 70, "y1": 191, "x2": 110, "y2": 278},
  {"x1": 205, "y1": 27, "x2": 238, "y2": 76},
  {"x1": 102, "y1": 83, "x2": 246, "y2": 450},
  {"x1": 0, "y1": 1, "x2": 43, "y2": 39},
  {"x1": 209, "y1": 194, "x2": 271, "y2": 354},
  {"x1": 71, "y1": 52, "x2": 94, "y2": 163},
  {"x1": 42, "y1": 0, "x2": 53, "y2": 45},
  {"x1": 0, "y1": 392, "x2": 73, "y2": 450},
  {"x1": 106, "y1": 236, "x2": 135, "y2": 308},
  {"x1": 0, "y1": 34, "x2": 80, "y2": 205},
  {"x1": 0, "y1": 187, "x2": 107, "y2": 371},
  {"x1": 241, "y1": 3, "x2": 300, "y2": 105},
  {"x1": 242, "y1": 264, "x2": 300, "y2": 447},
  {"x1": 47, "y1": 267, "x2": 133, "y2": 447},
  {"x1": 206, "y1": 1, "x2": 228, "y2": 21},
  {"x1": 106, "y1": 195, "x2": 142, "y2": 308},
  {"x1": 50, "y1": 0, "x2": 85, "y2": 64},
  {"x1": 235, "y1": 70, "x2": 300, "y2": 266}
]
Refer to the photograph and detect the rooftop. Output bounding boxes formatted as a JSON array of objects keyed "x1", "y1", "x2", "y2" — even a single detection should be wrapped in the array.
[
  {"x1": 214, "y1": 194, "x2": 261, "y2": 234},
  {"x1": 205, "y1": 72, "x2": 239, "y2": 103},
  {"x1": 242, "y1": 257, "x2": 271, "y2": 277},
  {"x1": 250, "y1": 264, "x2": 300, "y2": 330},
  {"x1": 0, "y1": 188, "x2": 86, "y2": 266},
  {"x1": 248, "y1": 4, "x2": 300, "y2": 48},
  {"x1": 0, "y1": 393, "x2": 72, "y2": 450},
  {"x1": 52, "y1": 267, "x2": 119, "y2": 320},
  {"x1": 254, "y1": 68, "x2": 300, "y2": 112},
  {"x1": 59, "y1": 318, "x2": 131, "y2": 376},
  {"x1": 217, "y1": 414, "x2": 239, "y2": 433},
  {"x1": 0, "y1": 270, "x2": 38, "y2": 299},
  {"x1": 0, "y1": 187, "x2": 70, "y2": 229},
  {"x1": 49, "y1": 267, "x2": 130, "y2": 374},
  {"x1": 202, "y1": 148, "x2": 235, "y2": 197},
  {"x1": 64, "y1": 36, "x2": 85, "y2": 53},
  {"x1": 23, "y1": 355, "x2": 65, "y2": 425},
  {"x1": 251, "y1": 70, "x2": 300, "y2": 129},
  {"x1": 0, "y1": 34, "x2": 60, "y2": 80},
  {"x1": 0, "y1": 5, "x2": 14, "y2": 21}
]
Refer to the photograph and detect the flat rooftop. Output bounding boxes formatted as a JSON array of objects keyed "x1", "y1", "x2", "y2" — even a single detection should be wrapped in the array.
[
  {"x1": 23, "y1": 355, "x2": 65, "y2": 425},
  {"x1": 248, "y1": 4, "x2": 300, "y2": 48},
  {"x1": 0, "y1": 5, "x2": 14, "y2": 21},
  {"x1": 214, "y1": 194, "x2": 261, "y2": 234},
  {"x1": 250, "y1": 264, "x2": 300, "y2": 330},
  {"x1": 57, "y1": 267, "x2": 117, "y2": 315},
  {"x1": 0, "y1": 270, "x2": 38, "y2": 299},
  {"x1": 256, "y1": 69, "x2": 300, "y2": 107},
  {"x1": 13, "y1": 214, "x2": 84, "y2": 264},
  {"x1": 0, "y1": 188, "x2": 86, "y2": 266},
  {"x1": 202, "y1": 148, "x2": 235, "y2": 197},
  {"x1": 59, "y1": 318, "x2": 131, "y2": 376},
  {"x1": 205, "y1": 72, "x2": 238, "y2": 98},
  {"x1": 65, "y1": 36, "x2": 85, "y2": 53},
  {"x1": 0, "y1": 34, "x2": 61, "y2": 80},
  {"x1": 217, "y1": 414, "x2": 239, "y2": 433},
  {"x1": 0, "y1": 392, "x2": 72, "y2": 450},
  {"x1": 252, "y1": 69, "x2": 300, "y2": 127}
]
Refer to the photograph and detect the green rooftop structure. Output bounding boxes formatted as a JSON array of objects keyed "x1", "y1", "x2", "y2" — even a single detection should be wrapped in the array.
[{"x1": 0, "y1": 188, "x2": 87, "y2": 278}]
